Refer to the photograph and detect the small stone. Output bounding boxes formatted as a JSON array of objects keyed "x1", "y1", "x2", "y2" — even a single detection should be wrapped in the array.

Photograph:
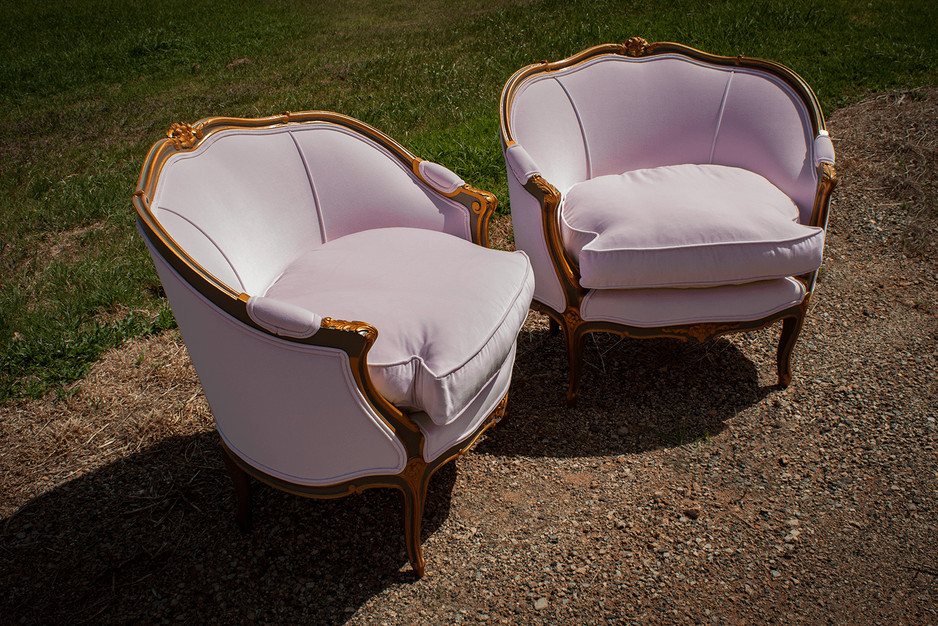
[
  {"x1": 683, "y1": 507, "x2": 701, "y2": 520},
  {"x1": 534, "y1": 597, "x2": 548, "y2": 610}
]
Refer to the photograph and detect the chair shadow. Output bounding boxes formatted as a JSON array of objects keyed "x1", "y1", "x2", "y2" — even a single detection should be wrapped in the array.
[
  {"x1": 478, "y1": 324, "x2": 776, "y2": 458},
  {"x1": 0, "y1": 431, "x2": 456, "y2": 624}
]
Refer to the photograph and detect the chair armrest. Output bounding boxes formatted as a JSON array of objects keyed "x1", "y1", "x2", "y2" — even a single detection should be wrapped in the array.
[
  {"x1": 414, "y1": 159, "x2": 496, "y2": 247},
  {"x1": 505, "y1": 143, "x2": 541, "y2": 185},
  {"x1": 418, "y1": 160, "x2": 465, "y2": 195},
  {"x1": 814, "y1": 132, "x2": 836, "y2": 167},
  {"x1": 247, "y1": 296, "x2": 322, "y2": 339}
]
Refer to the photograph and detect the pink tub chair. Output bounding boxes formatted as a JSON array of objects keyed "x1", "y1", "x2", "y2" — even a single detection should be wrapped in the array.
[
  {"x1": 133, "y1": 112, "x2": 534, "y2": 576},
  {"x1": 499, "y1": 38, "x2": 837, "y2": 406}
]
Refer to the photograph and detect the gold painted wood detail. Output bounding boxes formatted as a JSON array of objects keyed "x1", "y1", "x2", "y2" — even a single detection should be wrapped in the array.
[
  {"x1": 661, "y1": 323, "x2": 739, "y2": 343},
  {"x1": 321, "y1": 317, "x2": 378, "y2": 343},
  {"x1": 167, "y1": 122, "x2": 204, "y2": 150},
  {"x1": 623, "y1": 37, "x2": 649, "y2": 57}
]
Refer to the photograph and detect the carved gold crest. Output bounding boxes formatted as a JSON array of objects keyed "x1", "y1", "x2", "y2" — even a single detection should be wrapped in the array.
[
  {"x1": 623, "y1": 37, "x2": 649, "y2": 57},
  {"x1": 167, "y1": 122, "x2": 204, "y2": 150}
]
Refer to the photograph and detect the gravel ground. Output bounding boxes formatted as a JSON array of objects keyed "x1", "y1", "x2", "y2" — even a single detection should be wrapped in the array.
[{"x1": 1, "y1": 89, "x2": 937, "y2": 625}]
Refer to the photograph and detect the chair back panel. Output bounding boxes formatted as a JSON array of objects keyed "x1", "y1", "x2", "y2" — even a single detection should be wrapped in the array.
[
  {"x1": 554, "y1": 56, "x2": 726, "y2": 180},
  {"x1": 290, "y1": 125, "x2": 472, "y2": 242},
  {"x1": 152, "y1": 129, "x2": 322, "y2": 294},
  {"x1": 151, "y1": 123, "x2": 475, "y2": 297},
  {"x1": 508, "y1": 53, "x2": 819, "y2": 222}
]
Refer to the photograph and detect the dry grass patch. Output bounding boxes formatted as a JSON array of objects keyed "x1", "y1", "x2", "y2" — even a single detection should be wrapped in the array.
[{"x1": 0, "y1": 331, "x2": 211, "y2": 517}]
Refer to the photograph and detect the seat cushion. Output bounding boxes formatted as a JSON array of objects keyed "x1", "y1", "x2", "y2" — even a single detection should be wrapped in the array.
[
  {"x1": 560, "y1": 164, "x2": 825, "y2": 289},
  {"x1": 263, "y1": 227, "x2": 534, "y2": 426},
  {"x1": 580, "y1": 277, "x2": 806, "y2": 328}
]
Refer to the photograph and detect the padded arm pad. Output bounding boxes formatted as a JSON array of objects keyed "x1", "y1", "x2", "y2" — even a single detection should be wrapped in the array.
[
  {"x1": 418, "y1": 160, "x2": 465, "y2": 195},
  {"x1": 247, "y1": 296, "x2": 322, "y2": 339},
  {"x1": 505, "y1": 143, "x2": 541, "y2": 185},
  {"x1": 814, "y1": 132, "x2": 836, "y2": 166}
]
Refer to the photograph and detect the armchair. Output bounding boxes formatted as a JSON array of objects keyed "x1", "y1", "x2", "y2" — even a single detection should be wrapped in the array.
[
  {"x1": 499, "y1": 38, "x2": 837, "y2": 406},
  {"x1": 133, "y1": 112, "x2": 534, "y2": 576}
]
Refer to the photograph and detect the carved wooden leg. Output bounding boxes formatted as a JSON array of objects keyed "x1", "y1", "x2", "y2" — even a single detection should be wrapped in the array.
[
  {"x1": 548, "y1": 317, "x2": 560, "y2": 336},
  {"x1": 221, "y1": 446, "x2": 252, "y2": 533},
  {"x1": 777, "y1": 312, "x2": 805, "y2": 387},
  {"x1": 564, "y1": 326, "x2": 586, "y2": 408},
  {"x1": 399, "y1": 460, "x2": 430, "y2": 578}
]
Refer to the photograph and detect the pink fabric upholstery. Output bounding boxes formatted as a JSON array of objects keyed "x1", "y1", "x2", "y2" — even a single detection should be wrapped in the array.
[
  {"x1": 152, "y1": 130, "x2": 321, "y2": 294},
  {"x1": 561, "y1": 164, "x2": 825, "y2": 289},
  {"x1": 580, "y1": 277, "x2": 806, "y2": 327},
  {"x1": 413, "y1": 343, "x2": 517, "y2": 462},
  {"x1": 507, "y1": 53, "x2": 824, "y2": 223},
  {"x1": 505, "y1": 168, "x2": 567, "y2": 313},
  {"x1": 289, "y1": 126, "x2": 473, "y2": 242},
  {"x1": 148, "y1": 243, "x2": 408, "y2": 486},
  {"x1": 246, "y1": 295, "x2": 322, "y2": 339},
  {"x1": 151, "y1": 126, "x2": 475, "y2": 295},
  {"x1": 263, "y1": 227, "x2": 534, "y2": 426}
]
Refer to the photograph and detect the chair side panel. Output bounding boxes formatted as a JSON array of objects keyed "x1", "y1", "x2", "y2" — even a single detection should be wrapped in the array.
[
  {"x1": 152, "y1": 130, "x2": 323, "y2": 295},
  {"x1": 148, "y1": 245, "x2": 408, "y2": 486},
  {"x1": 290, "y1": 126, "x2": 472, "y2": 242},
  {"x1": 505, "y1": 171, "x2": 566, "y2": 313}
]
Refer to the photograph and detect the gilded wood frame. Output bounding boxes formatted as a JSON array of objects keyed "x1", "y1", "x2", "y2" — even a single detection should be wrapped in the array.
[
  {"x1": 134, "y1": 111, "x2": 502, "y2": 577},
  {"x1": 500, "y1": 38, "x2": 838, "y2": 406}
]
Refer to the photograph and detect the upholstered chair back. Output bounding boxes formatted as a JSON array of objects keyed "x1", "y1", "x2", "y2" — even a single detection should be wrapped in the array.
[
  {"x1": 150, "y1": 123, "x2": 473, "y2": 295},
  {"x1": 507, "y1": 53, "x2": 825, "y2": 224}
]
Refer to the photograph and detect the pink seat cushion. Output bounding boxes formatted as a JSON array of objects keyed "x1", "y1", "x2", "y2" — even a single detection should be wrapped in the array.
[
  {"x1": 263, "y1": 227, "x2": 534, "y2": 426},
  {"x1": 560, "y1": 164, "x2": 825, "y2": 289}
]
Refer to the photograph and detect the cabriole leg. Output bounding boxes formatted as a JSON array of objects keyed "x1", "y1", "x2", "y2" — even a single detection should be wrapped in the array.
[
  {"x1": 398, "y1": 460, "x2": 430, "y2": 578},
  {"x1": 221, "y1": 446, "x2": 253, "y2": 532},
  {"x1": 564, "y1": 326, "x2": 586, "y2": 408},
  {"x1": 548, "y1": 317, "x2": 560, "y2": 336},
  {"x1": 777, "y1": 313, "x2": 805, "y2": 387}
]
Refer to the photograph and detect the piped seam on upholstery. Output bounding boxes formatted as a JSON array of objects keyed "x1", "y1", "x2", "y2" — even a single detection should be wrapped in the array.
[
  {"x1": 289, "y1": 131, "x2": 329, "y2": 243},
  {"x1": 554, "y1": 77, "x2": 592, "y2": 181},
  {"x1": 156, "y1": 206, "x2": 246, "y2": 292},
  {"x1": 578, "y1": 228, "x2": 825, "y2": 252},
  {"x1": 709, "y1": 70, "x2": 734, "y2": 164}
]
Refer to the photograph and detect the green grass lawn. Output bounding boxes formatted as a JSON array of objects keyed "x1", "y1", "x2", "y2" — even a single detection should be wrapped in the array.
[{"x1": 2, "y1": 0, "x2": 937, "y2": 400}]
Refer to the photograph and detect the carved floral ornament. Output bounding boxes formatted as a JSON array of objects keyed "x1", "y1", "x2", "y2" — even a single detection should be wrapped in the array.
[
  {"x1": 663, "y1": 323, "x2": 737, "y2": 343},
  {"x1": 562, "y1": 308, "x2": 583, "y2": 328},
  {"x1": 623, "y1": 37, "x2": 649, "y2": 57},
  {"x1": 399, "y1": 457, "x2": 429, "y2": 486},
  {"x1": 167, "y1": 122, "x2": 204, "y2": 150}
]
